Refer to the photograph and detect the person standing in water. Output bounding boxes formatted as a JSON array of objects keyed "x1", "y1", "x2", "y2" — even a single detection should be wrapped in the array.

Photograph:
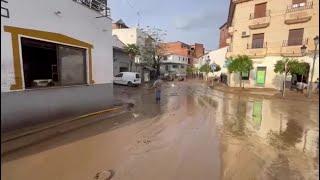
[{"x1": 152, "y1": 77, "x2": 163, "y2": 103}]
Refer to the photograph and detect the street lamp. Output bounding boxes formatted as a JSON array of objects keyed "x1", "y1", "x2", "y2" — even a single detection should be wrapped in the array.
[
  {"x1": 306, "y1": 36, "x2": 319, "y2": 98},
  {"x1": 300, "y1": 44, "x2": 307, "y2": 55}
]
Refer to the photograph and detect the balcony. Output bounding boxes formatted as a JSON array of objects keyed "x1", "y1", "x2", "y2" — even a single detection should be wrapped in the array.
[
  {"x1": 281, "y1": 39, "x2": 309, "y2": 56},
  {"x1": 73, "y1": 0, "x2": 111, "y2": 17},
  {"x1": 246, "y1": 42, "x2": 268, "y2": 58},
  {"x1": 228, "y1": 27, "x2": 234, "y2": 34},
  {"x1": 232, "y1": 0, "x2": 252, "y2": 4},
  {"x1": 249, "y1": 10, "x2": 271, "y2": 29},
  {"x1": 285, "y1": 1, "x2": 313, "y2": 24}
]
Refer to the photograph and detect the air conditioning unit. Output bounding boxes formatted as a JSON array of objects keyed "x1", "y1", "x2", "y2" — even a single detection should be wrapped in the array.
[{"x1": 241, "y1": 31, "x2": 250, "y2": 38}]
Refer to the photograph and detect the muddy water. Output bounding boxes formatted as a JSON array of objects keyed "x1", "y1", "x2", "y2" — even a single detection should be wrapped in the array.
[{"x1": 1, "y1": 81, "x2": 319, "y2": 180}]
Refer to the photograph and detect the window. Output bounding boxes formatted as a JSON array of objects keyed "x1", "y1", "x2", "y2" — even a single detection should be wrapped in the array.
[
  {"x1": 254, "y1": 2, "x2": 267, "y2": 18},
  {"x1": 252, "y1": 33, "x2": 265, "y2": 48},
  {"x1": 172, "y1": 64, "x2": 178, "y2": 68},
  {"x1": 292, "y1": 0, "x2": 306, "y2": 7},
  {"x1": 165, "y1": 65, "x2": 169, "y2": 70},
  {"x1": 181, "y1": 65, "x2": 185, "y2": 69},
  {"x1": 115, "y1": 73, "x2": 123, "y2": 77},
  {"x1": 288, "y1": 28, "x2": 304, "y2": 46},
  {"x1": 135, "y1": 74, "x2": 140, "y2": 78},
  {"x1": 21, "y1": 37, "x2": 87, "y2": 89},
  {"x1": 163, "y1": 56, "x2": 168, "y2": 60},
  {"x1": 242, "y1": 71, "x2": 250, "y2": 80}
]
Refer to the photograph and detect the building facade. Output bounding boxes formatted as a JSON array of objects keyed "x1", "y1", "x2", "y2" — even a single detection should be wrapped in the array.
[
  {"x1": 160, "y1": 54, "x2": 188, "y2": 77},
  {"x1": 225, "y1": 0, "x2": 319, "y2": 89},
  {"x1": 161, "y1": 41, "x2": 205, "y2": 65},
  {"x1": 112, "y1": 35, "x2": 132, "y2": 75},
  {"x1": 1, "y1": 0, "x2": 114, "y2": 132},
  {"x1": 219, "y1": 23, "x2": 231, "y2": 48}
]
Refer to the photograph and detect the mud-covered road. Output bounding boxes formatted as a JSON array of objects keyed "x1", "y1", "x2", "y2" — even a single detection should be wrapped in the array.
[{"x1": 2, "y1": 80, "x2": 319, "y2": 180}]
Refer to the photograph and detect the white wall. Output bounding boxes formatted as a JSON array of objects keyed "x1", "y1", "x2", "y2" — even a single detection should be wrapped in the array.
[
  {"x1": 1, "y1": 0, "x2": 113, "y2": 92},
  {"x1": 112, "y1": 28, "x2": 137, "y2": 45},
  {"x1": 229, "y1": 55, "x2": 319, "y2": 89},
  {"x1": 161, "y1": 54, "x2": 188, "y2": 65},
  {"x1": 208, "y1": 46, "x2": 229, "y2": 74}
]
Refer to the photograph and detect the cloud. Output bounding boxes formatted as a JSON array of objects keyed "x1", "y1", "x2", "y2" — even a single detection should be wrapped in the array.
[{"x1": 173, "y1": 10, "x2": 226, "y2": 31}]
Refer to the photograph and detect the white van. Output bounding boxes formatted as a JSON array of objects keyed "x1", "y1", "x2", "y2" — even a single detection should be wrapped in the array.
[{"x1": 113, "y1": 72, "x2": 141, "y2": 86}]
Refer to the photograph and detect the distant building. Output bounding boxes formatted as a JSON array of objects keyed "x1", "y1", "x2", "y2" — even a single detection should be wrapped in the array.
[
  {"x1": 219, "y1": 22, "x2": 230, "y2": 48},
  {"x1": 161, "y1": 41, "x2": 205, "y2": 65},
  {"x1": 113, "y1": 35, "x2": 131, "y2": 75},
  {"x1": 160, "y1": 54, "x2": 188, "y2": 77},
  {"x1": 1, "y1": 0, "x2": 114, "y2": 132},
  {"x1": 112, "y1": 19, "x2": 155, "y2": 81}
]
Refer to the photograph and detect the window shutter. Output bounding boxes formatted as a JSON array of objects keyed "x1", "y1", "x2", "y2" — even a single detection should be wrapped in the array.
[
  {"x1": 292, "y1": 0, "x2": 306, "y2": 4},
  {"x1": 254, "y1": 3, "x2": 267, "y2": 18},
  {"x1": 288, "y1": 29, "x2": 304, "y2": 46},
  {"x1": 252, "y1": 33, "x2": 265, "y2": 48}
]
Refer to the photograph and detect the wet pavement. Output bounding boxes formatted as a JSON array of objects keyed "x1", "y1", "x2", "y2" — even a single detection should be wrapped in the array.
[{"x1": 1, "y1": 80, "x2": 319, "y2": 180}]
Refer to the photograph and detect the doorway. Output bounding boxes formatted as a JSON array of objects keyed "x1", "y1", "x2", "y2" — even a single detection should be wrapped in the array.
[{"x1": 256, "y1": 67, "x2": 266, "y2": 86}]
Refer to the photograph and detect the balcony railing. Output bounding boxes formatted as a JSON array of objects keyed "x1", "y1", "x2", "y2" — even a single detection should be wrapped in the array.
[
  {"x1": 73, "y1": 0, "x2": 111, "y2": 16},
  {"x1": 249, "y1": 10, "x2": 271, "y2": 20},
  {"x1": 286, "y1": 1, "x2": 313, "y2": 13},
  {"x1": 282, "y1": 38, "x2": 308, "y2": 47},
  {"x1": 281, "y1": 38, "x2": 309, "y2": 56},
  {"x1": 247, "y1": 42, "x2": 267, "y2": 49}
]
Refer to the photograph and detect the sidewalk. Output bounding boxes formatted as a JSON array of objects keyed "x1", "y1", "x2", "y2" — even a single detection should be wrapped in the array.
[
  {"x1": 191, "y1": 79, "x2": 319, "y2": 102},
  {"x1": 1, "y1": 103, "x2": 132, "y2": 155}
]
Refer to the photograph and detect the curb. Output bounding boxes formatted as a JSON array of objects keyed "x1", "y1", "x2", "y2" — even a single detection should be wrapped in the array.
[{"x1": 1, "y1": 106, "x2": 125, "y2": 143}]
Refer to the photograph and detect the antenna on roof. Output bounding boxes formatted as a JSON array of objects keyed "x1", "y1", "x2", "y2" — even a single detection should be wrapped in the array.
[{"x1": 137, "y1": 11, "x2": 141, "y2": 27}]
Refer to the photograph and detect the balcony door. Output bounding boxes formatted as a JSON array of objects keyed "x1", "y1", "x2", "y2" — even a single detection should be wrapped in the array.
[
  {"x1": 254, "y1": 2, "x2": 267, "y2": 18},
  {"x1": 252, "y1": 33, "x2": 265, "y2": 49},
  {"x1": 288, "y1": 28, "x2": 304, "y2": 46}
]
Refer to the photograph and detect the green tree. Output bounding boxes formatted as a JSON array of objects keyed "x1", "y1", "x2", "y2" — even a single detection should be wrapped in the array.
[
  {"x1": 123, "y1": 44, "x2": 140, "y2": 71},
  {"x1": 186, "y1": 65, "x2": 194, "y2": 77},
  {"x1": 138, "y1": 27, "x2": 167, "y2": 78},
  {"x1": 291, "y1": 62, "x2": 309, "y2": 83},
  {"x1": 274, "y1": 58, "x2": 303, "y2": 97},
  {"x1": 227, "y1": 55, "x2": 253, "y2": 88}
]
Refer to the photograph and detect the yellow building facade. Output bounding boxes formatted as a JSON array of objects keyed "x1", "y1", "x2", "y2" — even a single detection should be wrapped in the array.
[{"x1": 226, "y1": 0, "x2": 319, "y2": 89}]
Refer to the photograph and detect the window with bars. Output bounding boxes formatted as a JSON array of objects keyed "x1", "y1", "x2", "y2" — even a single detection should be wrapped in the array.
[
  {"x1": 288, "y1": 28, "x2": 304, "y2": 46},
  {"x1": 292, "y1": 0, "x2": 306, "y2": 7},
  {"x1": 252, "y1": 33, "x2": 265, "y2": 49}
]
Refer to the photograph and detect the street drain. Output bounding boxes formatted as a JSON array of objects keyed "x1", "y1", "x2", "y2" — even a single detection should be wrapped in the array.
[{"x1": 94, "y1": 170, "x2": 115, "y2": 180}]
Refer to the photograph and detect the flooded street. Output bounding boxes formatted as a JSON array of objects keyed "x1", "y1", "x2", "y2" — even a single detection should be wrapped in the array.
[{"x1": 1, "y1": 80, "x2": 319, "y2": 180}]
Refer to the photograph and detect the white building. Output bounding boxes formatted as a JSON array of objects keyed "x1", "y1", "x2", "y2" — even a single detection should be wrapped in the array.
[
  {"x1": 196, "y1": 47, "x2": 229, "y2": 80},
  {"x1": 160, "y1": 54, "x2": 188, "y2": 76},
  {"x1": 1, "y1": 0, "x2": 114, "y2": 132},
  {"x1": 112, "y1": 35, "x2": 132, "y2": 75}
]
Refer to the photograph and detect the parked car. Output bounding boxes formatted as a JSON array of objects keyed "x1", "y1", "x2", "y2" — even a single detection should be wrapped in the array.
[{"x1": 113, "y1": 72, "x2": 141, "y2": 86}]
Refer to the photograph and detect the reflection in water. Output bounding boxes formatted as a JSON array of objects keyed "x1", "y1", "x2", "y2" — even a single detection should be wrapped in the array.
[
  {"x1": 252, "y1": 101, "x2": 262, "y2": 130},
  {"x1": 267, "y1": 120, "x2": 303, "y2": 150}
]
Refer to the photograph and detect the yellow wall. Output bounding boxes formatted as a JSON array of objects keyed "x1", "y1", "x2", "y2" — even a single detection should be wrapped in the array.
[
  {"x1": 227, "y1": 0, "x2": 319, "y2": 89},
  {"x1": 229, "y1": 0, "x2": 319, "y2": 56}
]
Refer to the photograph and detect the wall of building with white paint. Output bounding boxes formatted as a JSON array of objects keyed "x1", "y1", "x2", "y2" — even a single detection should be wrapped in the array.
[
  {"x1": 161, "y1": 54, "x2": 189, "y2": 65},
  {"x1": 1, "y1": 0, "x2": 113, "y2": 92},
  {"x1": 229, "y1": 55, "x2": 319, "y2": 89},
  {"x1": 1, "y1": 0, "x2": 116, "y2": 132}
]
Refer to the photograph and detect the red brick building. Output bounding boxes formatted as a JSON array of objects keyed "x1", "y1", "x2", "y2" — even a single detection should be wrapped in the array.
[
  {"x1": 219, "y1": 22, "x2": 230, "y2": 48},
  {"x1": 161, "y1": 41, "x2": 205, "y2": 65}
]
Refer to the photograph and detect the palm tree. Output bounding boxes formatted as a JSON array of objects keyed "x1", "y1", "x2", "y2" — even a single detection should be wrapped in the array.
[{"x1": 123, "y1": 44, "x2": 140, "y2": 72}]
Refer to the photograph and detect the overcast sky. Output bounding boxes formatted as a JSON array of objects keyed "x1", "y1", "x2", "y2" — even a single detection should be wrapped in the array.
[{"x1": 109, "y1": 0, "x2": 230, "y2": 50}]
